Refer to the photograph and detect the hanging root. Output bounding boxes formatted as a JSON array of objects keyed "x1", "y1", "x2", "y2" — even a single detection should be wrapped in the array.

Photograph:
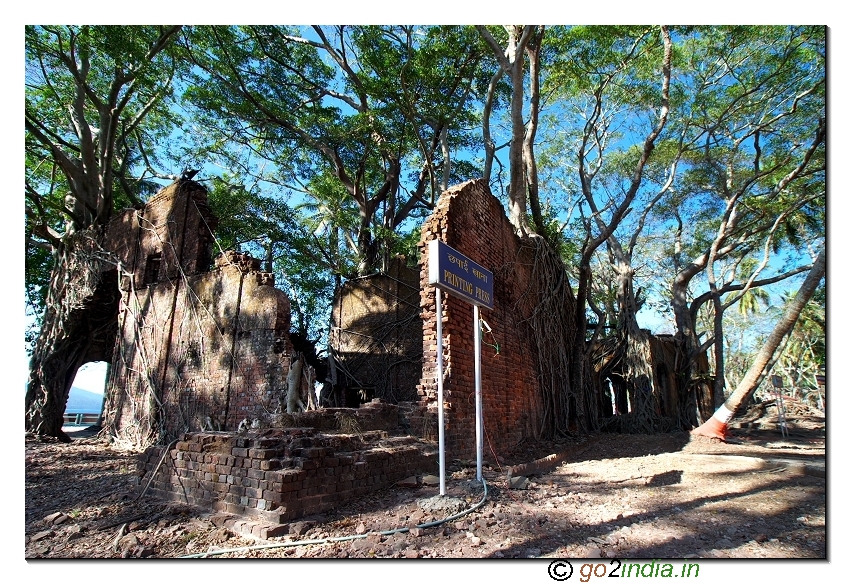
[
  {"x1": 26, "y1": 227, "x2": 118, "y2": 441},
  {"x1": 513, "y1": 236, "x2": 582, "y2": 438},
  {"x1": 601, "y1": 328, "x2": 675, "y2": 434}
]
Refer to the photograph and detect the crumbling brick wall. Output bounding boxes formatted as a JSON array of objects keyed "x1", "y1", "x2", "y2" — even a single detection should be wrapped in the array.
[
  {"x1": 330, "y1": 257, "x2": 422, "y2": 403},
  {"x1": 101, "y1": 180, "x2": 295, "y2": 444},
  {"x1": 137, "y1": 421, "x2": 437, "y2": 528},
  {"x1": 417, "y1": 179, "x2": 545, "y2": 461}
]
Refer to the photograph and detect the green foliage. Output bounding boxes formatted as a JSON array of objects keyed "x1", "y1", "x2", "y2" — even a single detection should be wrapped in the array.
[
  {"x1": 25, "y1": 25, "x2": 183, "y2": 204},
  {"x1": 25, "y1": 25, "x2": 183, "y2": 331},
  {"x1": 546, "y1": 25, "x2": 663, "y2": 104},
  {"x1": 205, "y1": 176, "x2": 336, "y2": 342},
  {"x1": 206, "y1": 176, "x2": 297, "y2": 255},
  {"x1": 181, "y1": 25, "x2": 487, "y2": 275},
  {"x1": 23, "y1": 24, "x2": 825, "y2": 386},
  {"x1": 177, "y1": 26, "x2": 494, "y2": 340},
  {"x1": 736, "y1": 286, "x2": 771, "y2": 319}
]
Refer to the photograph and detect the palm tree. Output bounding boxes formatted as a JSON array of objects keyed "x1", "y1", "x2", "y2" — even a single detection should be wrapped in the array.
[{"x1": 692, "y1": 249, "x2": 825, "y2": 440}]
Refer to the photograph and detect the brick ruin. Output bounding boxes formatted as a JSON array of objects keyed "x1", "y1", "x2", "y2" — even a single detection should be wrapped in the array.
[
  {"x1": 99, "y1": 177, "x2": 547, "y2": 460},
  {"x1": 91, "y1": 179, "x2": 436, "y2": 528},
  {"x1": 412, "y1": 179, "x2": 710, "y2": 456},
  {"x1": 414, "y1": 179, "x2": 547, "y2": 461},
  {"x1": 114, "y1": 176, "x2": 698, "y2": 526},
  {"x1": 126, "y1": 178, "x2": 553, "y2": 525},
  {"x1": 328, "y1": 257, "x2": 422, "y2": 405},
  {"x1": 137, "y1": 414, "x2": 437, "y2": 531},
  {"x1": 101, "y1": 180, "x2": 297, "y2": 444}
]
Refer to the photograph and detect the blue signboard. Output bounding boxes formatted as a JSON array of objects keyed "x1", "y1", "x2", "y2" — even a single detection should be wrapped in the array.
[{"x1": 427, "y1": 239, "x2": 493, "y2": 309}]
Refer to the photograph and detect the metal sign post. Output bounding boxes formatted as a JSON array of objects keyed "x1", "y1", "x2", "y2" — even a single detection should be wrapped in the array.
[
  {"x1": 435, "y1": 287, "x2": 446, "y2": 496},
  {"x1": 427, "y1": 239, "x2": 493, "y2": 490},
  {"x1": 473, "y1": 304, "x2": 483, "y2": 482},
  {"x1": 771, "y1": 375, "x2": 788, "y2": 438}
]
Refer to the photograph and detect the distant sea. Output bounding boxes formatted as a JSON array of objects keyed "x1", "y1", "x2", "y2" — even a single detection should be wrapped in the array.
[{"x1": 64, "y1": 386, "x2": 104, "y2": 414}]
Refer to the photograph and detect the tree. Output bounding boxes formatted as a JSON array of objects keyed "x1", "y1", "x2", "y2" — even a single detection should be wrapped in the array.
[
  {"x1": 474, "y1": 25, "x2": 585, "y2": 437},
  {"x1": 691, "y1": 248, "x2": 824, "y2": 440},
  {"x1": 570, "y1": 26, "x2": 673, "y2": 431},
  {"x1": 666, "y1": 26, "x2": 825, "y2": 420},
  {"x1": 181, "y1": 25, "x2": 486, "y2": 276},
  {"x1": 476, "y1": 25, "x2": 546, "y2": 236},
  {"x1": 531, "y1": 26, "x2": 674, "y2": 431},
  {"x1": 534, "y1": 26, "x2": 823, "y2": 431},
  {"x1": 25, "y1": 25, "x2": 183, "y2": 441}
]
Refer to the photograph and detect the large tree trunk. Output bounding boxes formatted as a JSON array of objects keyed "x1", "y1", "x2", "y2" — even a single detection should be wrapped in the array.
[
  {"x1": 602, "y1": 240, "x2": 670, "y2": 433},
  {"x1": 523, "y1": 237, "x2": 582, "y2": 438},
  {"x1": 356, "y1": 221, "x2": 378, "y2": 276},
  {"x1": 476, "y1": 25, "x2": 537, "y2": 236},
  {"x1": 672, "y1": 264, "x2": 714, "y2": 427},
  {"x1": 286, "y1": 354, "x2": 306, "y2": 414},
  {"x1": 614, "y1": 266, "x2": 661, "y2": 431},
  {"x1": 692, "y1": 249, "x2": 825, "y2": 440},
  {"x1": 25, "y1": 229, "x2": 119, "y2": 441}
]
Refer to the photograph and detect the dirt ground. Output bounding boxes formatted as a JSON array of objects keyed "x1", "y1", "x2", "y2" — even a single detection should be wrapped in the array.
[{"x1": 25, "y1": 405, "x2": 825, "y2": 562}]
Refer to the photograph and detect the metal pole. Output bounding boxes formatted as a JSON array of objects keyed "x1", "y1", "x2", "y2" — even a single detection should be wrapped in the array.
[
  {"x1": 777, "y1": 389, "x2": 788, "y2": 439},
  {"x1": 436, "y1": 288, "x2": 446, "y2": 496},
  {"x1": 474, "y1": 304, "x2": 483, "y2": 482}
]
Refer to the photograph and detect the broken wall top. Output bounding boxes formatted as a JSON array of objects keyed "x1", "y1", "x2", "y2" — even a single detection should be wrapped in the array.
[{"x1": 103, "y1": 179, "x2": 218, "y2": 290}]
